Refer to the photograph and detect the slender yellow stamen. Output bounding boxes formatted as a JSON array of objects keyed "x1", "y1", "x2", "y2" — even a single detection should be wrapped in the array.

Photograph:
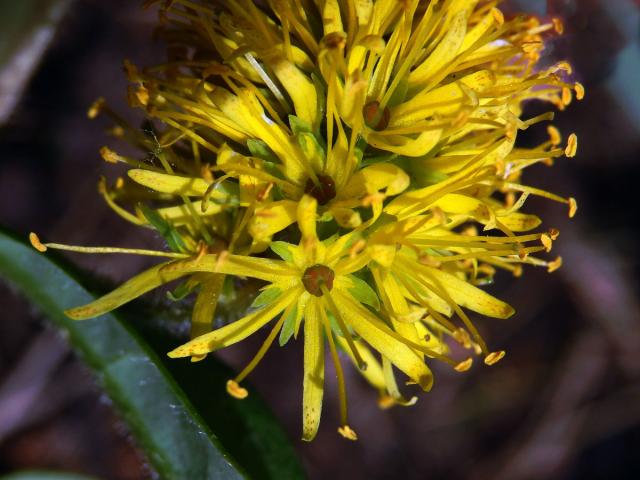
[
  {"x1": 30, "y1": 233, "x2": 188, "y2": 258},
  {"x1": 226, "y1": 380, "x2": 249, "y2": 399},
  {"x1": 484, "y1": 350, "x2": 506, "y2": 365},
  {"x1": 320, "y1": 307, "x2": 353, "y2": 438},
  {"x1": 322, "y1": 286, "x2": 368, "y2": 371}
]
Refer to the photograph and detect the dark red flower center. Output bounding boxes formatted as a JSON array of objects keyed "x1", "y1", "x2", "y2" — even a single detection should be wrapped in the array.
[
  {"x1": 363, "y1": 100, "x2": 391, "y2": 131},
  {"x1": 304, "y1": 174, "x2": 336, "y2": 205},
  {"x1": 302, "y1": 264, "x2": 335, "y2": 297}
]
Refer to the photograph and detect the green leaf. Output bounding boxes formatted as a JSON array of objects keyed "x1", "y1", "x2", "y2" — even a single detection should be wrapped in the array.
[
  {"x1": 0, "y1": 229, "x2": 305, "y2": 480},
  {"x1": 0, "y1": 472, "x2": 96, "y2": 480},
  {"x1": 347, "y1": 274, "x2": 380, "y2": 310}
]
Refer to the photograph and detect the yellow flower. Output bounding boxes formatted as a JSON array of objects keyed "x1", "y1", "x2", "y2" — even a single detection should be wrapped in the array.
[{"x1": 31, "y1": 0, "x2": 582, "y2": 440}]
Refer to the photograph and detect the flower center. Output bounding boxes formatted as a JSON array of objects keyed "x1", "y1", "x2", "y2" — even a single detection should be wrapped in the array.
[
  {"x1": 302, "y1": 264, "x2": 335, "y2": 297},
  {"x1": 363, "y1": 100, "x2": 391, "y2": 131},
  {"x1": 304, "y1": 175, "x2": 336, "y2": 205}
]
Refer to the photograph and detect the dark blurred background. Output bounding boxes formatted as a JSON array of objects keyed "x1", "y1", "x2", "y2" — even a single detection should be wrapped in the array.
[{"x1": 0, "y1": 0, "x2": 639, "y2": 479}]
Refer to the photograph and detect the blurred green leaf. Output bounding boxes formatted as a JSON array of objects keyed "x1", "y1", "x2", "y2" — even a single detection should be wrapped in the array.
[{"x1": 0, "y1": 229, "x2": 305, "y2": 480}]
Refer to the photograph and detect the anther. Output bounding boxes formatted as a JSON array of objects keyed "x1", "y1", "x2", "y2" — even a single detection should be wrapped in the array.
[
  {"x1": 363, "y1": 101, "x2": 391, "y2": 131},
  {"x1": 484, "y1": 351, "x2": 506, "y2": 366},
  {"x1": 302, "y1": 265, "x2": 335, "y2": 297},
  {"x1": 338, "y1": 425, "x2": 358, "y2": 441},
  {"x1": 568, "y1": 197, "x2": 578, "y2": 218},
  {"x1": 491, "y1": 8, "x2": 504, "y2": 25},
  {"x1": 547, "y1": 125, "x2": 562, "y2": 146},
  {"x1": 552, "y1": 18, "x2": 564, "y2": 34},
  {"x1": 87, "y1": 97, "x2": 105, "y2": 119},
  {"x1": 454, "y1": 358, "x2": 473, "y2": 372},
  {"x1": 565, "y1": 134, "x2": 578, "y2": 158},
  {"x1": 226, "y1": 380, "x2": 248, "y2": 399},
  {"x1": 540, "y1": 234, "x2": 553, "y2": 252},
  {"x1": 574, "y1": 83, "x2": 585, "y2": 100},
  {"x1": 304, "y1": 175, "x2": 336, "y2": 205},
  {"x1": 548, "y1": 256, "x2": 563, "y2": 273},
  {"x1": 29, "y1": 232, "x2": 47, "y2": 253},
  {"x1": 377, "y1": 395, "x2": 396, "y2": 410},
  {"x1": 100, "y1": 147, "x2": 120, "y2": 164}
]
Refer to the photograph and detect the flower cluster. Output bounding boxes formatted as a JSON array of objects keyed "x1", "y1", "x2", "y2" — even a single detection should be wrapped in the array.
[{"x1": 31, "y1": 0, "x2": 581, "y2": 440}]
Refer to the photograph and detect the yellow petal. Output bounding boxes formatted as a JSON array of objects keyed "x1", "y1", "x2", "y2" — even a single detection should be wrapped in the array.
[
  {"x1": 407, "y1": 261, "x2": 515, "y2": 319},
  {"x1": 168, "y1": 287, "x2": 300, "y2": 357},
  {"x1": 191, "y1": 274, "x2": 225, "y2": 340},
  {"x1": 409, "y1": 9, "x2": 469, "y2": 88},
  {"x1": 248, "y1": 200, "x2": 298, "y2": 241},
  {"x1": 366, "y1": 129, "x2": 442, "y2": 157},
  {"x1": 322, "y1": 0, "x2": 343, "y2": 35},
  {"x1": 340, "y1": 163, "x2": 410, "y2": 199},
  {"x1": 272, "y1": 58, "x2": 318, "y2": 127},
  {"x1": 66, "y1": 260, "x2": 190, "y2": 320},
  {"x1": 366, "y1": 243, "x2": 396, "y2": 268},
  {"x1": 297, "y1": 194, "x2": 318, "y2": 241},
  {"x1": 336, "y1": 337, "x2": 385, "y2": 390},
  {"x1": 391, "y1": 70, "x2": 495, "y2": 126},
  {"x1": 156, "y1": 202, "x2": 223, "y2": 226},
  {"x1": 330, "y1": 207, "x2": 362, "y2": 228},
  {"x1": 497, "y1": 212, "x2": 542, "y2": 232},
  {"x1": 333, "y1": 291, "x2": 433, "y2": 391},
  {"x1": 302, "y1": 299, "x2": 325, "y2": 441},
  {"x1": 128, "y1": 170, "x2": 217, "y2": 197}
]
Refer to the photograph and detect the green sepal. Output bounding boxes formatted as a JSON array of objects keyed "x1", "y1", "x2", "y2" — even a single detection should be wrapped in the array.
[
  {"x1": 139, "y1": 204, "x2": 187, "y2": 253},
  {"x1": 250, "y1": 286, "x2": 282, "y2": 309},
  {"x1": 278, "y1": 304, "x2": 298, "y2": 346}
]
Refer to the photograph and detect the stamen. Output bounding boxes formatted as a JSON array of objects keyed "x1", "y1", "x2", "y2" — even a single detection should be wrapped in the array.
[
  {"x1": 547, "y1": 256, "x2": 563, "y2": 273},
  {"x1": 484, "y1": 350, "x2": 506, "y2": 365},
  {"x1": 226, "y1": 380, "x2": 249, "y2": 399},
  {"x1": 568, "y1": 197, "x2": 578, "y2": 218},
  {"x1": 454, "y1": 358, "x2": 473, "y2": 372},
  {"x1": 565, "y1": 133, "x2": 578, "y2": 157},
  {"x1": 87, "y1": 97, "x2": 105, "y2": 119},
  {"x1": 320, "y1": 308, "x2": 352, "y2": 437},
  {"x1": 29, "y1": 232, "x2": 188, "y2": 258},
  {"x1": 29, "y1": 232, "x2": 47, "y2": 252},
  {"x1": 232, "y1": 304, "x2": 290, "y2": 386},
  {"x1": 547, "y1": 125, "x2": 562, "y2": 146},
  {"x1": 322, "y1": 287, "x2": 368, "y2": 371},
  {"x1": 338, "y1": 425, "x2": 358, "y2": 441}
]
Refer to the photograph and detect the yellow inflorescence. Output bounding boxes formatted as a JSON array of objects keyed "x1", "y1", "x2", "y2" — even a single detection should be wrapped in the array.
[{"x1": 33, "y1": 0, "x2": 581, "y2": 440}]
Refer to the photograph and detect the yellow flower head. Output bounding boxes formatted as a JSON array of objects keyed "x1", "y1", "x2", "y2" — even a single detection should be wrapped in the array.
[{"x1": 32, "y1": 0, "x2": 582, "y2": 440}]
